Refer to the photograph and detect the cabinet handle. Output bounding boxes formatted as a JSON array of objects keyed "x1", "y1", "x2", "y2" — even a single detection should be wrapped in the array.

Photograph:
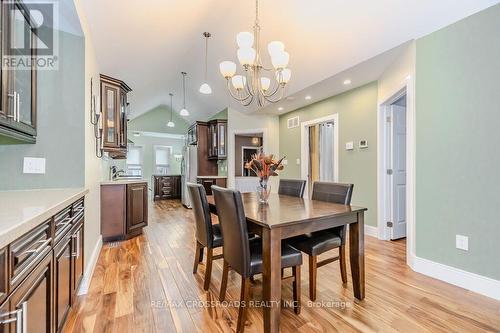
[
  {"x1": 7, "y1": 93, "x2": 15, "y2": 120},
  {"x1": 72, "y1": 232, "x2": 80, "y2": 257},
  {"x1": 16, "y1": 93, "x2": 20, "y2": 122},
  {"x1": 22, "y1": 238, "x2": 51, "y2": 255},
  {"x1": 0, "y1": 301, "x2": 26, "y2": 332}
]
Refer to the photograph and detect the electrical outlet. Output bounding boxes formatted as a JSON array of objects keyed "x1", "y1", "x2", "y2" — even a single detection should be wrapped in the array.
[
  {"x1": 456, "y1": 235, "x2": 469, "y2": 251},
  {"x1": 23, "y1": 157, "x2": 46, "y2": 174}
]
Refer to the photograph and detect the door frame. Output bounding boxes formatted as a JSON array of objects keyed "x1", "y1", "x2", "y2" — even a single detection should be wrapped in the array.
[
  {"x1": 300, "y1": 114, "x2": 339, "y2": 199},
  {"x1": 377, "y1": 76, "x2": 416, "y2": 267},
  {"x1": 241, "y1": 145, "x2": 260, "y2": 176}
]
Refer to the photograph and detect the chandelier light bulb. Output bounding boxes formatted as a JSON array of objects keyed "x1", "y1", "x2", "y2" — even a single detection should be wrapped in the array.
[
  {"x1": 272, "y1": 51, "x2": 290, "y2": 69},
  {"x1": 260, "y1": 77, "x2": 271, "y2": 91},
  {"x1": 231, "y1": 75, "x2": 247, "y2": 90},
  {"x1": 236, "y1": 32, "x2": 254, "y2": 48},
  {"x1": 199, "y1": 83, "x2": 212, "y2": 95},
  {"x1": 237, "y1": 47, "x2": 256, "y2": 66},
  {"x1": 180, "y1": 108, "x2": 190, "y2": 116},
  {"x1": 167, "y1": 121, "x2": 175, "y2": 128},
  {"x1": 220, "y1": 61, "x2": 237, "y2": 78},
  {"x1": 276, "y1": 68, "x2": 292, "y2": 84},
  {"x1": 267, "y1": 41, "x2": 285, "y2": 57}
]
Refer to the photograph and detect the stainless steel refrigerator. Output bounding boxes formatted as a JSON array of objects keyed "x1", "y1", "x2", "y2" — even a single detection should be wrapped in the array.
[{"x1": 181, "y1": 144, "x2": 198, "y2": 208}]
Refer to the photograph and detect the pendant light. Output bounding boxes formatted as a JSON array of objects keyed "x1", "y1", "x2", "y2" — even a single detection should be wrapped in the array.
[
  {"x1": 167, "y1": 93, "x2": 175, "y2": 128},
  {"x1": 180, "y1": 72, "x2": 189, "y2": 116},
  {"x1": 199, "y1": 32, "x2": 212, "y2": 94}
]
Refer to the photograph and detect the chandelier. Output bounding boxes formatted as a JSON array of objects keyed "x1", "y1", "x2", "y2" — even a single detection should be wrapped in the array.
[{"x1": 219, "y1": 0, "x2": 291, "y2": 107}]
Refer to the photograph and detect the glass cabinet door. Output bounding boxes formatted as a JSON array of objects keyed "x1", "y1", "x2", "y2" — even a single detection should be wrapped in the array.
[
  {"x1": 3, "y1": 2, "x2": 36, "y2": 136},
  {"x1": 218, "y1": 122, "x2": 226, "y2": 157},
  {"x1": 211, "y1": 123, "x2": 217, "y2": 156},
  {"x1": 102, "y1": 84, "x2": 119, "y2": 147}
]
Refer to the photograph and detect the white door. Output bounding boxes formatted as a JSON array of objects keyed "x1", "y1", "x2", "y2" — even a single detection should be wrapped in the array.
[{"x1": 390, "y1": 104, "x2": 407, "y2": 239}]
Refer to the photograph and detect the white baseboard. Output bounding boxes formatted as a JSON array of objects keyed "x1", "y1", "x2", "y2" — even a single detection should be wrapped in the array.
[
  {"x1": 364, "y1": 225, "x2": 378, "y2": 238},
  {"x1": 77, "y1": 236, "x2": 102, "y2": 295},
  {"x1": 411, "y1": 254, "x2": 500, "y2": 301}
]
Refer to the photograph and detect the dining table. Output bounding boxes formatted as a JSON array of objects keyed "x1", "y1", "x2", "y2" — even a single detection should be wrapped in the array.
[{"x1": 207, "y1": 192, "x2": 367, "y2": 333}]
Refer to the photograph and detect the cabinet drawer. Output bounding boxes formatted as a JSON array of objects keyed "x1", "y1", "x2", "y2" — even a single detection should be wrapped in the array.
[
  {"x1": 72, "y1": 198, "x2": 85, "y2": 221},
  {"x1": 54, "y1": 206, "x2": 72, "y2": 243},
  {"x1": 9, "y1": 221, "x2": 52, "y2": 288}
]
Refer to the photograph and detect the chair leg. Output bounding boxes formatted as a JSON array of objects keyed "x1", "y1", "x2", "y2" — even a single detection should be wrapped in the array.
[
  {"x1": 339, "y1": 245, "x2": 347, "y2": 284},
  {"x1": 309, "y1": 255, "x2": 317, "y2": 301},
  {"x1": 236, "y1": 277, "x2": 251, "y2": 333},
  {"x1": 193, "y1": 241, "x2": 203, "y2": 274},
  {"x1": 219, "y1": 260, "x2": 229, "y2": 301},
  {"x1": 292, "y1": 265, "x2": 301, "y2": 315},
  {"x1": 203, "y1": 248, "x2": 214, "y2": 291}
]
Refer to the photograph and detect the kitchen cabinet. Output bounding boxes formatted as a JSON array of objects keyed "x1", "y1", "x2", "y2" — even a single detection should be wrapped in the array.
[
  {"x1": 196, "y1": 177, "x2": 227, "y2": 196},
  {"x1": 0, "y1": 0, "x2": 38, "y2": 144},
  {"x1": 187, "y1": 121, "x2": 204, "y2": 145},
  {"x1": 153, "y1": 175, "x2": 181, "y2": 201},
  {"x1": 186, "y1": 121, "x2": 218, "y2": 176},
  {"x1": 100, "y1": 74, "x2": 132, "y2": 158},
  {"x1": 101, "y1": 182, "x2": 149, "y2": 242},
  {"x1": 207, "y1": 119, "x2": 227, "y2": 160},
  {"x1": 0, "y1": 196, "x2": 85, "y2": 333}
]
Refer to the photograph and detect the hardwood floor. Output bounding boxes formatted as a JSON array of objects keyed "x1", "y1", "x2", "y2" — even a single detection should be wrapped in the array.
[{"x1": 64, "y1": 200, "x2": 500, "y2": 332}]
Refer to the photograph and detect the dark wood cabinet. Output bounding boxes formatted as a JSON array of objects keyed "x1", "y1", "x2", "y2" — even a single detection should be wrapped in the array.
[
  {"x1": 187, "y1": 122, "x2": 201, "y2": 145},
  {"x1": 9, "y1": 252, "x2": 53, "y2": 333},
  {"x1": 153, "y1": 175, "x2": 181, "y2": 201},
  {"x1": 101, "y1": 182, "x2": 149, "y2": 242},
  {"x1": 207, "y1": 119, "x2": 227, "y2": 160},
  {"x1": 196, "y1": 177, "x2": 227, "y2": 196},
  {"x1": 0, "y1": 197, "x2": 85, "y2": 333},
  {"x1": 0, "y1": 0, "x2": 38, "y2": 144},
  {"x1": 100, "y1": 74, "x2": 131, "y2": 158},
  {"x1": 126, "y1": 183, "x2": 148, "y2": 235},
  {"x1": 187, "y1": 121, "x2": 218, "y2": 176}
]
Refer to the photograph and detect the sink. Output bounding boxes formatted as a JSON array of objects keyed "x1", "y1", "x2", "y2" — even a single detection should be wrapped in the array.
[{"x1": 115, "y1": 175, "x2": 142, "y2": 180}]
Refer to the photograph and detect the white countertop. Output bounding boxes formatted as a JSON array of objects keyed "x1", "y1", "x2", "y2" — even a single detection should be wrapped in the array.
[
  {"x1": 100, "y1": 179, "x2": 148, "y2": 185},
  {"x1": 196, "y1": 176, "x2": 227, "y2": 179},
  {"x1": 0, "y1": 188, "x2": 88, "y2": 248}
]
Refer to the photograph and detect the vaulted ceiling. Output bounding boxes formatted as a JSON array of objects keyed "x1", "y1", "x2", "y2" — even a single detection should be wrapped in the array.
[{"x1": 80, "y1": 0, "x2": 498, "y2": 122}]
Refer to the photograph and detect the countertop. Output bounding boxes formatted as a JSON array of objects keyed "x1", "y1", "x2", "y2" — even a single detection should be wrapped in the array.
[
  {"x1": 0, "y1": 188, "x2": 88, "y2": 248},
  {"x1": 100, "y1": 179, "x2": 148, "y2": 185},
  {"x1": 196, "y1": 176, "x2": 227, "y2": 179}
]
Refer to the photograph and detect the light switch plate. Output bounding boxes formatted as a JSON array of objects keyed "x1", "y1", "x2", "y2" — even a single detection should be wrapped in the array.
[
  {"x1": 23, "y1": 157, "x2": 46, "y2": 174},
  {"x1": 296, "y1": 158, "x2": 300, "y2": 165},
  {"x1": 345, "y1": 141, "x2": 354, "y2": 150},
  {"x1": 456, "y1": 235, "x2": 469, "y2": 251}
]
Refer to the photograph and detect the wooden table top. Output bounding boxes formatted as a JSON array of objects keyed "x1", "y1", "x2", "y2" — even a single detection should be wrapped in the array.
[{"x1": 208, "y1": 192, "x2": 367, "y2": 229}]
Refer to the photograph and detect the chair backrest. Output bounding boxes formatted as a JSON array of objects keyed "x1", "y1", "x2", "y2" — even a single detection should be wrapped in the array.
[
  {"x1": 187, "y1": 183, "x2": 214, "y2": 248},
  {"x1": 211, "y1": 185, "x2": 251, "y2": 278},
  {"x1": 278, "y1": 179, "x2": 306, "y2": 198},
  {"x1": 312, "y1": 181, "x2": 354, "y2": 205}
]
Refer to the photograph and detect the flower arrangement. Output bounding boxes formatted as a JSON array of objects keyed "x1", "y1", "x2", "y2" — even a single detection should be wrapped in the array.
[{"x1": 245, "y1": 151, "x2": 285, "y2": 203}]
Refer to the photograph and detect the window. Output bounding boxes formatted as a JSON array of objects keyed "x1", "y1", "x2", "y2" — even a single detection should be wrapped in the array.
[
  {"x1": 126, "y1": 145, "x2": 143, "y2": 176},
  {"x1": 154, "y1": 145, "x2": 172, "y2": 175}
]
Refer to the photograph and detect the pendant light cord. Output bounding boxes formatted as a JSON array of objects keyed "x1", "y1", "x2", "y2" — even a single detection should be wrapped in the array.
[
  {"x1": 169, "y1": 93, "x2": 173, "y2": 122},
  {"x1": 181, "y1": 72, "x2": 186, "y2": 108},
  {"x1": 203, "y1": 32, "x2": 211, "y2": 81}
]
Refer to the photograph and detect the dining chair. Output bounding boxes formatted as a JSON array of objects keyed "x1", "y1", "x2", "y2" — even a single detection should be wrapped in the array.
[
  {"x1": 286, "y1": 181, "x2": 354, "y2": 301},
  {"x1": 187, "y1": 183, "x2": 224, "y2": 291},
  {"x1": 278, "y1": 179, "x2": 306, "y2": 198},
  {"x1": 212, "y1": 185, "x2": 303, "y2": 332}
]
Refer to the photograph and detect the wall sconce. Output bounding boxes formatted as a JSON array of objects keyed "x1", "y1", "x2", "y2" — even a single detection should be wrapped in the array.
[
  {"x1": 251, "y1": 137, "x2": 260, "y2": 145},
  {"x1": 90, "y1": 77, "x2": 103, "y2": 158}
]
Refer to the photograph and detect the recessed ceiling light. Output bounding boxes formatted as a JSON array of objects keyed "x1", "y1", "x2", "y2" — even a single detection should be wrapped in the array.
[
  {"x1": 343, "y1": 79, "x2": 351, "y2": 85},
  {"x1": 133, "y1": 132, "x2": 140, "y2": 137},
  {"x1": 278, "y1": 107, "x2": 284, "y2": 111},
  {"x1": 305, "y1": 95, "x2": 312, "y2": 100}
]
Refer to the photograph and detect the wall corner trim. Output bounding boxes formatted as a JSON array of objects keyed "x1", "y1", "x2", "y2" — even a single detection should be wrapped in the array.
[
  {"x1": 410, "y1": 254, "x2": 500, "y2": 301},
  {"x1": 77, "y1": 235, "x2": 103, "y2": 295}
]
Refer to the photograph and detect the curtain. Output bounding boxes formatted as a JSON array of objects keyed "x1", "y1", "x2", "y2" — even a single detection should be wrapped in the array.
[{"x1": 319, "y1": 122, "x2": 335, "y2": 181}]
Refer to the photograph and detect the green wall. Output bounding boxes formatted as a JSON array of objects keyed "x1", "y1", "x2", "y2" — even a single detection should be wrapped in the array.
[
  {"x1": 0, "y1": 31, "x2": 85, "y2": 190},
  {"x1": 128, "y1": 105, "x2": 189, "y2": 135},
  {"x1": 415, "y1": 4, "x2": 500, "y2": 280},
  {"x1": 279, "y1": 82, "x2": 378, "y2": 226},
  {"x1": 208, "y1": 108, "x2": 228, "y2": 121}
]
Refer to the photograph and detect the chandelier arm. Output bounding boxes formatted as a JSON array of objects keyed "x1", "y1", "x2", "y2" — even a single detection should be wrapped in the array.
[
  {"x1": 262, "y1": 80, "x2": 282, "y2": 98},
  {"x1": 226, "y1": 79, "x2": 253, "y2": 102},
  {"x1": 262, "y1": 86, "x2": 286, "y2": 104},
  {"x1": 243, "y1": 69, "x2": 256, "y2": 97},
  {"x1": 241, "y1": 93, "x2": 255, "y2": 107}
]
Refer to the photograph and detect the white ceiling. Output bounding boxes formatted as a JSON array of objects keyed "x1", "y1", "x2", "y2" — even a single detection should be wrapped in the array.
[{"x1": 80, "y1": 0, "x2": 498, "y2": 121}]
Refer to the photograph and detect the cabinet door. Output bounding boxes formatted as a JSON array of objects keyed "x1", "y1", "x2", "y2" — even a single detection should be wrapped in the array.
[
  {"x1": 217, "y1": 122, "x2": 227, "y2": 158},
  {"x1": 0, "y1": 299, "x2": 10, "y2": 333},
  {"x1": 9, "y1": 253, "x2": 52, "y2": 333},
  {"x1": 119, "y1": 92, "x2": 127, "y2": 148},
  {"x1": 54, "y1": 236, "x2": 72, "y2": 332},
  {"x1": 1, "y1": 2, "x2": 37, "y2": 138},
  {"x1": 71, "y1": 222, "x2": 84, "y2": 298},
  {"x1": 126, "y1": 183, "x2": 148, "y2": 233},
  {"x1": 101, "y1": 82, "x2": 120, "y2": 148}
]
